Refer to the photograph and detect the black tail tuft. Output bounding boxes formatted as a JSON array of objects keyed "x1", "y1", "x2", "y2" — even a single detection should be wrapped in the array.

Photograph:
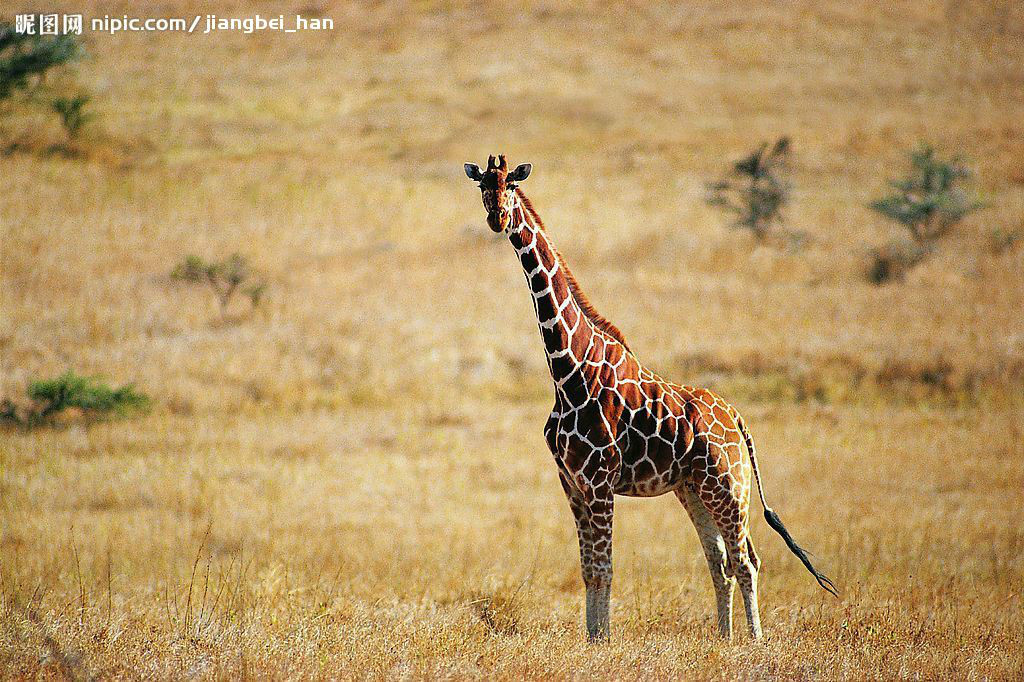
[{"x1": 764, "y1": 508, "x2": 838, "y2": 597}]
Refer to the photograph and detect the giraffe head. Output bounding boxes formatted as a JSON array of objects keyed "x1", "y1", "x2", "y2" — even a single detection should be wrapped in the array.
[{"x1": 464, "y1": 154, "x2": 532, "y2": 232}]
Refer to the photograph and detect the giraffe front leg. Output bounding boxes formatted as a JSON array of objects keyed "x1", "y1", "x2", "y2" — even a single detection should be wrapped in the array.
[
  {"x1": 580, "y1": 494, "x2": 614, "y2": 643},
  {"x1": 561, "y1": 475, "x2": 615, "y2": 643}
]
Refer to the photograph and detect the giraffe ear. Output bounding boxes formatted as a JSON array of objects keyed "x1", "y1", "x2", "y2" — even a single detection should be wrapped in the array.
[
  {"x1": 507, "y1": 163, "x2": 532, "y2": 182},
  {"x1": 464, "y1": 163, "x2": 483, "y2": 181}
]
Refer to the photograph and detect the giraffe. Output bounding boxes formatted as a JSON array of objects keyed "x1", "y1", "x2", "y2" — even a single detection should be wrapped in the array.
[{"x1": 464, "y1": 155, "x2": 837, "y2": 642}]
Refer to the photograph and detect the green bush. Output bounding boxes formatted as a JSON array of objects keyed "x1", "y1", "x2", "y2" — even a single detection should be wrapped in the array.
[
  {"x1": 172, "y1": 253, "x2": 267, "y2": 318},
  {"x1": 51, "y1": 94, "x2": 93, "y2": 139},
  {"x1": 870, "y1": 145, "x2": 983, "y2": 246},
  {"x1": 989, "y1": 226, "x2": 1021, "y2": 255},
  {"x1": 706, "y1": 137, "x2": 791, "y2": 241},
  {"x1": 1, "y1": 371, "x2": 149, "y2": 427},
  {"x1": 1, "y1": 20, "x2": 96, "y2": 148},
  {"x1": 0, "y1": 21, "x2": 82, "y2": 103}
]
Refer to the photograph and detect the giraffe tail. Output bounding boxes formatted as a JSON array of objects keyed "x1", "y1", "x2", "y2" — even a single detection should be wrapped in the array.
[{"x1": 737, "y1": 415, "x2": 839, "y2": 597}]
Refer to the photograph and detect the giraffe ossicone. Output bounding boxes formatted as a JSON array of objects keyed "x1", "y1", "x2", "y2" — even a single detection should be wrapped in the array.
[{"x1": 465, "y1": 155, "x2": 837, "y2": 643}]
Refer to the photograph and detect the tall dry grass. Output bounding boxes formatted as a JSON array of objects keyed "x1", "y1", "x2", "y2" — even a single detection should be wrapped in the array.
[{"x1": 2, "y1": 0, "x2": 1023, "y2": 679}]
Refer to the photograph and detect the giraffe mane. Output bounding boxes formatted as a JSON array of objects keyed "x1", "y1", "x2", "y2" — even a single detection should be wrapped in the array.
[{"x1": 515, "y1": 189, "x2": 632, "y2": 352}]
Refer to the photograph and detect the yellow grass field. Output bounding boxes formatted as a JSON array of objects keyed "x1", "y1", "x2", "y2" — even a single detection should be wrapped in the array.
[{"x1": 2, "y1": 1, "x2": 1023, "y2": 678}]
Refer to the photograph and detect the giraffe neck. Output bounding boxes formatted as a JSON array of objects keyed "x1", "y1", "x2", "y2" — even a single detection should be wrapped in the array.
[{"x1": 506, "y1": 194, "x2": 601, "y2": 394}]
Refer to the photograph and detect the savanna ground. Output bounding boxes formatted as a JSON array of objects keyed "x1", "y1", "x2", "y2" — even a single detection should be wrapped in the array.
[{"x1": 2, "y1": 0, "x2": 1024, "y2": 679}]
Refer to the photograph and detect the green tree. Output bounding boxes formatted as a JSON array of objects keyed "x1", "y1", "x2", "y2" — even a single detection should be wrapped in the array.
[
  {"x1": 172, "y1": 253, "x2": 267, "y2": 318},
  {"x1": 870, "y1": 145, "x2": 983, "y2": 246},
  {"x1": 0, "y1": 20, "x2": 82, "y2": 103},
  {"x1": 706, "y1": 137, "x2": 791, "y2": 241}
]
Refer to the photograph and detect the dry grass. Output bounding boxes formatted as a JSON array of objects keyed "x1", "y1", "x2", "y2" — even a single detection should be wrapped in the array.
[{"x1": 2, "y1": 0, "x2": 1023, "y2": 679}]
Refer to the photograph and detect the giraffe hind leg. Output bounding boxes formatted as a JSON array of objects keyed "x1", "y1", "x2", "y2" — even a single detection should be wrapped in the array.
[
  {"x1": 675, "y1": 485, "x2": 735, "y2": 639},
  {"x1": 746, "y1": 536, "x2": 761, "y2": 573},
  {"x1": 693, "y1": 465, "x2": 763, "y2": 640}
]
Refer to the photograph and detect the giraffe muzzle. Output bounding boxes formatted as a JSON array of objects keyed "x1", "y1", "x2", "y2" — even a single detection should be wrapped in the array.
[{"x1": 487, "y1": 211, "x2": 507, "y2": 232}]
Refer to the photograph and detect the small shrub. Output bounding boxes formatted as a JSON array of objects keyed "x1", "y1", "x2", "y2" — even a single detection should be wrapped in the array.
[
  {"x1": 51, "y1": 94, "x2": 92, "y2": 139},
  {"x1": 989, "y1": 226, "x2": 1021, "y2": 255},
  {"x1": 0, "y1": 21, "x2": 82, "y2": 103},
  {"x1": 706, "y1": 137, "x2": 791, "y2": 241},
  {"x1": 867, "y1": 240, "x2": 928, "y2": 284},
  {"x1": 870, "y1": 145, "x2": 983, "y2": 246},
  {"x1": 171, "y1": 253, "x2": 267, "y2": 318},
  {"x1": 1, "y1": 21, "x2": 97, "y2": 150},
  {"x1": 0, "y1": 371, "x2": 148, "y2": 427}
]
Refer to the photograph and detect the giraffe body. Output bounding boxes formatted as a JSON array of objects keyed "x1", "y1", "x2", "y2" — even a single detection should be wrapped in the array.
[{"x1": 465, "y1": 155, "x2": 835, "y2": 642}]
